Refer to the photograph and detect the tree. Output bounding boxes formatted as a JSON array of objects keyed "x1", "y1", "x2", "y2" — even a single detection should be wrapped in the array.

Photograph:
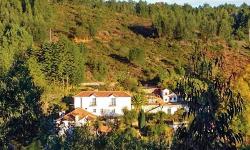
[
  {"x1": 63, "y1": 127, "x2": 96, "y2": 150},
  {"x1": 174, "y1": 19, "x2": 186, "y2": 40},
  {"x1": 132, "y1": 93, "x2": 147, "y2": 110},
  {"x1": 234, "y1": 65, "x2": 250, "y2": 144},
  {"x1": 122, "y1": 108, "x2": 138, "y2": 127},
  {"x1": 128, "y1": 48, "x2": 145, "y2": 65},
  {"x1": 35, "y1": 36, "x2": 85, "y2": 85},
  {"x1": 152, "y1": 11, "x2": 176, "y2": 38},
  {"x1": 0, "y1": 24, "x2": 32, "y2": 75},
  {"x1": 199, "y1": 17, "x2": 217, "y2": 40},
  {"x1": 215, "y1": 9, "x2": 232, "y2": 41},
  {"x1": 172, "y1": 47, "x2": 244, "y2": 150},
  {"x1": 0, "y1": 55, "x2": 43, "y2": 148},
  {"x1": 135, "y1": 0, "x2": 148, "y2": 17},
  {"x1": 138, "y1": 109, "x2": 146, "y2": 130}
]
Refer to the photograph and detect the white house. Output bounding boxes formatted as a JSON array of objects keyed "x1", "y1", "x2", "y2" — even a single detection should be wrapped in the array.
[
  {"x1": 73, "y1": 91, "x2": 132, "y2": 116},
  {"x1": 142, "y1": 87, "x2": 184, "y2": 115},
  {"x1": 161, "y1": 88, "x2": 178, "y2": 103}
]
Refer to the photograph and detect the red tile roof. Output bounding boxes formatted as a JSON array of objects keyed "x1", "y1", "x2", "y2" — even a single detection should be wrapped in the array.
[
  {"x1": 61, "y1": 108, "x2": 96, "y2": 122},
  {"x1": 74, "y1": 91, "x2": 131, "y2": 97},
  {"x1": 98, "y1": 124, "x2": 112, "y2": 133}
]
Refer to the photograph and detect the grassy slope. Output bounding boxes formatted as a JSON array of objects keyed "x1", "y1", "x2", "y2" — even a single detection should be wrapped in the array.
[{"x1": 51, "y1": 3, "x2": 250, "y2": 82}]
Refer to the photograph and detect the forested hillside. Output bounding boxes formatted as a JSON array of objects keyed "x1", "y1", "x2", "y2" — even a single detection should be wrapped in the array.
[{"x1": 0, "y1": 0, "x2": 250, "y2": 149}]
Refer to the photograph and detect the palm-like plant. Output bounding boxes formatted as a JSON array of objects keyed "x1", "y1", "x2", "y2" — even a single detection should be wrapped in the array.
[{"x1": 132, "y1": 93, "x2": 147, "y2": 111}]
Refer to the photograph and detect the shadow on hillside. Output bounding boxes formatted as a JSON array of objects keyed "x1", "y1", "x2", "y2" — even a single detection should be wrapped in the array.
[
  {"x1": 109, "y1": 54, "x2": 130, "y2": 64},
  {"x1": 161, "y1": 59, "x2": 176, "y2": 66},
  {"x1": 128, "y1": 25, "x2": 158, "y2": 38},
  {"x1": 140, "y1": 76, "x2": 161, "y2": 87}
]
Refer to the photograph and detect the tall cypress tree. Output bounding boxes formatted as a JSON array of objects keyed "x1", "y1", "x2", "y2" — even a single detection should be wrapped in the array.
[{"x1": 138, "y1": 109, "x2": 146, "y2": 130}]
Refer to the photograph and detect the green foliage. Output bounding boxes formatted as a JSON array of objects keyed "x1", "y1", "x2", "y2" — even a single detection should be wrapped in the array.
[
  {"x1": 88, "y1": 23, "x2": 97, "y2": 37},
  {"x1": 146, "y1": 111, "x2": 172, "y2": 124},
  {"x1": 122, "y1": 108, "x2": 138, "y2": 126},
  {"x1": 235, "y1": 65, "x2": 250, "y2": 143},
  {"x1": 63, "y1": 127, "x2": 96, "y2": 150},
  {"x1": 173, "y1": 48, "x2": 244, "y2": 149},
  {"x1": 34, "y1": 36, "x2": 85, "y2": 85},
  {"x1": 27, "y1": 56, "x2": 47, "y2": 88},
  {"x1": 119, "y1": 77, "x2": 138, "y2": 92},
  {"x1": 0, "y1": 0, "x2": 250, "y2": 148},
  {"x1": 153, "y1": 11, "x2": 177, "y2": 38},
  {"x1": 135, "y1": 0, "x2": 148, "y2": 17},
  {"x1": 88, "y1": 60, "x2": 108, "y2": 81},
  {"x1": 0, "y1": 56, "x2": 43, "y2": 147},
  {"x1": 132, "y1": 93, "x2": 147, "y2": 110},
  {"x1": 138, "y1": 109, "x2": 146, "y2": 130},
  {"x1": 128, "y1": 48, "x2": 145, "y2": 65},
  {"x1": 144, "y1": 123, "x2": 169, "y2": 137},
  {"x1": 0, "y1": 24, "x2": 33, "y2": 75}
]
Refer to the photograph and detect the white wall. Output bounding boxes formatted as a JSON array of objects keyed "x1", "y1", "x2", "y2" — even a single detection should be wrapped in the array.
[
  {"x1": 74, "y1": 95, "x2": 131, "y2": 116},
  {"x1": 143, "y1": 104, "x2": 183, "y2": 115},
  {"x1": 162, "y1": 93, "x2": 178, "y2": 103}
]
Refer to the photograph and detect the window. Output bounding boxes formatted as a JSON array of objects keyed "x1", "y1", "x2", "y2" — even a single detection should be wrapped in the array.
[
  {"x1": 93, "y1": 109, "x2": 96, "y2": 113},
  {"x1": 110, "y1": 98, "x2": 116, "y2": 106},
  {"x1": 167, "y1": 108, "x2": 171, "y2": 114},
  {"x1": 90, "y1": 98, "x2": 96, "y2": 106}
]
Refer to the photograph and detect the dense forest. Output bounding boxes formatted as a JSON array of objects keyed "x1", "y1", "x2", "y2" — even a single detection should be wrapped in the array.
[{"x1": 0, "y1": 0, "x2": 250, "y2": 149}]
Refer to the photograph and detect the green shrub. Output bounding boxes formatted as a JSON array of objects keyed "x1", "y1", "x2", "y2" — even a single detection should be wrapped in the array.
[
  {"x1": 128, "y1": 48, "x2": 145, "y2": 65},
  {"x1": 119, "y1": 77, "x2": 138, "y2": 92},
  {"x1": 228, "y1": 40, "x2": 238, "y2": 49},
  {"x1": 88, "y1": 60, "x2": 108, "y2": 81}
]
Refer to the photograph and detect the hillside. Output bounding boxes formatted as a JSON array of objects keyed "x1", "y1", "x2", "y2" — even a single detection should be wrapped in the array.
[{"x1": 49, "y1": 3, "x2": 250, "y2": 83}]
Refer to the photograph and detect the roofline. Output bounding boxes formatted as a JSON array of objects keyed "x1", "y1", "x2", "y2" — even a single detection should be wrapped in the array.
[
  {"x1": 73, "y1": 95, "x2": 132, "y2": 98},
  {"x1": 73, "y1": 91, "x2": 132, "y2": 97}
]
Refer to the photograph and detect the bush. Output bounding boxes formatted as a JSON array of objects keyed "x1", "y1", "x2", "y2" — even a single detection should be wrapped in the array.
[
  {"x1": 228, "y1": 40, "x2": 238, "y2": 49},
  {"x1": 88, "y1": 60, "x2": 108, "y2": 81},
  {"x1": 88, "y1": 23, "x2": 97, "y2": 37},
  {"x1": 119, "y1": 77, "x2": 138, "y2": 92},
  {"x1": 110, "y1": 40, "x2": 122, "y2": 51},
  {"x1": 144, "y1": 123, "x2": 168, "y2": 136},
  {"x1": 128, "y1": 48, "x2": 145, "y2": 65}
]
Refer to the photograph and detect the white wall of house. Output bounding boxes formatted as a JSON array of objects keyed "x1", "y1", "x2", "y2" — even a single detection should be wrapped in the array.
[
  {"x1": 74, "y1": 95, "x2": 131, "y2": 116},
  {"x1": 161, "y1": 89, "x2": 170, "y2": 96},
  {"x1": 143, "y1": 104, "x2": 183, "y2": 115},
  {"x1": 161, "y1": 89, "x2": 178, "y2": 103},
  {"x1": 75, "y1": 118, "x2": 88, "y2": 126}
]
